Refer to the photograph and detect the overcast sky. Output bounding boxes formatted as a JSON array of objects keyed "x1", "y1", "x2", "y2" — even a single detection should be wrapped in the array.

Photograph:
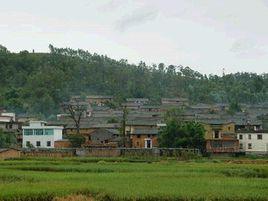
[{"x1": 1, "y1": 0, "x2": 268, "y2": 75}]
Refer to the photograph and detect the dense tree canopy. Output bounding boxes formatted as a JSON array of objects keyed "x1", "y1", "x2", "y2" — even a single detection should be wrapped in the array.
[
  {"x1": 158, "y1": 120, "x2": 205, "y2": 151},
  {"x1": 0, "y1": 129, "x2": 17, "y2": 148},
  {"x1": 0, "y1": 45, "x2": 267, "y2": 117}
]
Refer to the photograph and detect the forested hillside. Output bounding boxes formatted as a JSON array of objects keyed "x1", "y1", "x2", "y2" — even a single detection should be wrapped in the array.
[{"x1": 0, "y1": 44, "x2": 267, "y2": 117}]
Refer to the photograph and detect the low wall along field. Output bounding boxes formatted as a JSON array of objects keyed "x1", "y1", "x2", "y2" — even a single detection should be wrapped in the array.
[
  {"x1": 0, "y1": 157, "x2": 267, "y2": 201},
  {"x1": 20, "y1": 148, "x2": 200, "y2": 159}
]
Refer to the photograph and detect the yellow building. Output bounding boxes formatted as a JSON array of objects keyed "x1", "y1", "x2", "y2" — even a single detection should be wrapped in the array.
[{"x1": 201, "y1": 120, "x2": 238, "y2": 153}]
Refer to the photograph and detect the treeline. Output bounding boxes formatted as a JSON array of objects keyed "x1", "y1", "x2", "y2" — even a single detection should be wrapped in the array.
[{"x1": 0, "y1": 44, "x2": 267, "y2": 118}]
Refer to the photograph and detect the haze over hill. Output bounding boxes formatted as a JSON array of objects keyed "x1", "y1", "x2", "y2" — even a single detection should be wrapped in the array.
[{"x1": 1, "y1": 0, "x2": 268, "y2": 75}]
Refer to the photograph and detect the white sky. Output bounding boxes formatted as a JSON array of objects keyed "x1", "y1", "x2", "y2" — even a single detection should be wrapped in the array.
[{"x1": 0, "y1": 0, "x2": 268, "y2": 75}]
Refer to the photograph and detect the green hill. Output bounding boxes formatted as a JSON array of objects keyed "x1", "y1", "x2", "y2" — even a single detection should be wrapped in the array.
[{"x1": 0, "y1": 44, "x2": 267, "y2": 117}]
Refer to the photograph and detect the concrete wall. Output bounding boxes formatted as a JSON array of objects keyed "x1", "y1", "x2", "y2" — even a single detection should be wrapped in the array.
[
  {"x1": 22, "y1": 127, "x2": 63, "y2": 148},
  {"x1": 23, "y1": 134, "x2": 56, "y2": 148},
  {"x1": 237, "y1": 133, "x2": 268, "y2": 153}
]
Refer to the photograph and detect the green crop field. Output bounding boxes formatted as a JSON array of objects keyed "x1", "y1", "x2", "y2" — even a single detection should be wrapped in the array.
[{"x1": 0, "y1": 157, "x2": 267, "y2": 201}]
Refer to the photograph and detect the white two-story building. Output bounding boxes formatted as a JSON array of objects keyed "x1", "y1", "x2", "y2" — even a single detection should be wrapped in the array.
[
  {"x1": 237, "y1": 131, "x2": 268, "y2": 154},
  {"x1": 22, "y1": 121, "x2": 63, "y2": 148}
]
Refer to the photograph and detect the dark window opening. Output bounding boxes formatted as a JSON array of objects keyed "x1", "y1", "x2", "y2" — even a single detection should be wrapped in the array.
[
  {"x1": 257, "y1": 134, "x2": 262, "y2": 140},
  {"x1": 26, "y1": 141, "x2": 31, "y2": 147},
  {"x1": 36, "y1": 141, "x2": 41, "y2": 147},
  {"x1": 214, "y1": 130, "x2": 220, "y2": 139}
]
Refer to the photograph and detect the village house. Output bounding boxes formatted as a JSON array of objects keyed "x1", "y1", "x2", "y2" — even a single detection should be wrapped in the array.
[
  {"x1": 121, "y1": 102, "x2": 142, "y2": 110},
  {"x1": 201, "y1": 120, "x2": 239, "y2": 153},
  {"x1": 237, "y1": 131, "x2": 268, "y2": 155},
  {"x1": 62, "y1": 120, "x2": 121, "y2": 147},
  {"x1": 0, "y1": 112, "x2": 20, "y2": 132},
  {"x1": 22, "y1": 121, "x2": 64, "y2": 148},
  {"x1": 234, "y1": 119, "x2": 262, "y2": 132},
  {"x1": 140, "y1": 105, "x2": 161, "y2": 112},
  {"x1": 129, "y1": 128, "x2": 159, "y2": 148},
  {"x1": 17, "y1": 114, "x2": 38, "y2": 124},
  {"x1": 86, "y1": 95, "x2": 113, "y2": 106},
  {"x1": 0, "y1": 112, "x2": 22, "y2": 145},
  {"x1": 126, "y1": 98, "x2": 149, "y2": 105},
  {"x1": 126, "y1": 117, "x2": 163, "y2": 148},
  {"x1": 122, "y1": 98, "x2": 150, "y2": 110},
  {"x1": 84, "y1": 128, "x2": 121, "y2": 147},
  {"x1": 161, "y1": 98, "x2": 189, "y2": 107}
]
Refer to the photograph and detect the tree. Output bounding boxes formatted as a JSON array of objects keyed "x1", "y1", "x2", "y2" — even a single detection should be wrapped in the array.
[
  {"x1": 61, "y1": 98, "x2": 89, "y2": 134},
  {"x1": 228, "y1": 100, "x2": 242, "y2": 114},
  {"x1": 65, "y1": 134, "x2": 85, "y2": 147},
  {"x1": 164, "y1": 108, "x2": 184, "y2": 122},
  {"x1": 158, "y1": 119, "x2": 205, "y2": 151},
  {"x1": 0, "y1": 129, "x2": 17, "y2": 148},
  {"x1": 0, "y1": 45, "x2": 267, "y2": 117}
]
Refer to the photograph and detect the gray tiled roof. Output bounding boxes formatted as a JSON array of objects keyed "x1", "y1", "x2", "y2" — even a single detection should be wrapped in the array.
[{"x1": 131, "y1": 128, "x2": 159, "y2": 135}]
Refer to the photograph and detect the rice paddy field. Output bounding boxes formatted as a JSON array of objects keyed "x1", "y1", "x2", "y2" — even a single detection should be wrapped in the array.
[{"x1": 0, "y1": 157, "x2": 267, "y2": 201}]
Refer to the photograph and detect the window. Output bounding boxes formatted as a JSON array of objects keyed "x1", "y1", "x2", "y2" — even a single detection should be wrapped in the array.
[
  {"x1": 44, "y1": 129, "x2": 53, "y2": 135},
  {"x1": 223, "y1": 141, "x2": 235, "y2": 148},
  {"x1": 36, "y1": 141, "x2": 41, "y2": 147},
  {"x1": 136, "y1": 142, "x2": 140, "y2": 146},
  {"x1": 104, "y1": 140, "x2": 108, "y2": 143},
  {"x1": 257, "y1": 134, "x2": 262, "y2": 140},
  {"x1": 214, "y1": 130, "x2": 220, "y2": 139},
  {"x1": 145, "y1": 139, "x2": 152, "y2": 148},
  {"x1": 248, "y1": 134, "x2": 251, "y2": 140},
  {"x1": 88, "y1": 136, "x2": 91, "y2": 141},
  {"x1": 228, "y1": 127, "x2": 231, "y2": 131},
  {"x1": 47, "y1": 141, "x2": 51, "y2": 147},
  {"x1": 248, "y1": 143, "x2": 252, "y2": 149},
  {"x1": 211, "y1": 141, "x2": 222, "y2": 148},
  {"x1": 239, "y1": 134, "x2": 243, "y2": 140},
  {"x1": 34, "y1": 129, "x2": 43, "y2": 135},
  {"x1": 239, "y1": 143, "x2": 243, "y2": 149},
  {"x1": 24, "y1": 129, "x2": 33, "y2": 135},
  {"x1": 26, "y1": 141, "x2": 31, "y2": 147}
]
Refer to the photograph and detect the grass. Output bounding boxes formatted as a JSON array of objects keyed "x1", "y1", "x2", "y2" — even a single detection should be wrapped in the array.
[{"x1": 0, "y1": 157, "x2": 267, "y2": 201}]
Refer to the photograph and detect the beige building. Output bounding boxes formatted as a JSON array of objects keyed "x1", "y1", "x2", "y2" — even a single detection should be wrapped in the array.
[{"x1": 237, "y1": 131, "x2": 268, "y2": 154}]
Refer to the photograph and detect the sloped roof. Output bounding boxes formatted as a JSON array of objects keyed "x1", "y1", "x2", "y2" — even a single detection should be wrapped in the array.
[
  {"x1": 161, "y1": 98, "x2": 188, "y2": 102},
  {"x1": 131, "y1": 128, "x2": 159, "y2": 135},
  {"x1": 0, "y1": 148, "x2": 20, "y2": 153},
  {"x1": 199, "y1": 119, "x2": 234, "y2": 125},
  {"x1": 86, "y1": 95, "x2": 113, "y2": 99},
  {"x1": 126, "y1": 98, "x2": 149, "y2": 102}
]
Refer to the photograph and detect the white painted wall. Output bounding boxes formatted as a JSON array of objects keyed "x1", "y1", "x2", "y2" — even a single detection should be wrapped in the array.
[
  {"x1": 22, "y1": 121, "x2": 63, "y2": 148},
  {"x1": 237, "y1": 133, "x2": 268, "y2": 153}
]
